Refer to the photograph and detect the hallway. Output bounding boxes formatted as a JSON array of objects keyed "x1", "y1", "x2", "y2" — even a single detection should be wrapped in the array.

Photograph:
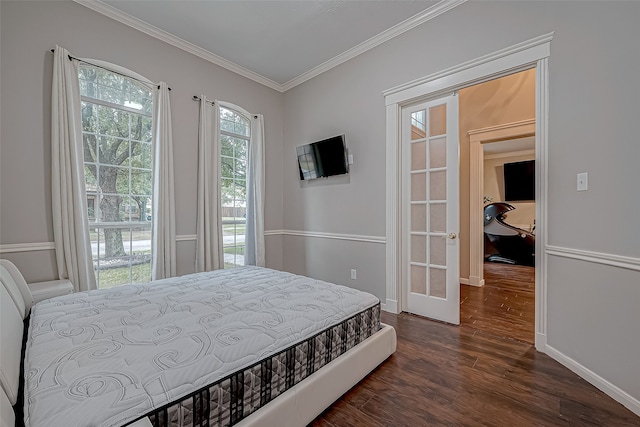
[{"x1": 460, "y1": 262, "x2": 535, "y2": 343}]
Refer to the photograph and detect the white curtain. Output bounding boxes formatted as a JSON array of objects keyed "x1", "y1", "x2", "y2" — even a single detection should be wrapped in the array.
[
  {"x1": 195, "y1": 96, "x2": 223, "y2": 272},
  {"x1": 245, "y1": 114, "x2": 265, "y2": 266},
  {"x1": 51, "y1": 46, "x2": 97, "y2": 292},
  {"x1": 151, "y1": 82, "x2": 176, "y2": 280}
]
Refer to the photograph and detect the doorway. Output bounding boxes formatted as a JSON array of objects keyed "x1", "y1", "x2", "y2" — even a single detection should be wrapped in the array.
[
  {"x1": 459, "y1": 71, "x2": 537, "y2": 343},
  {"x1": 384, "y1": 32, "x2": 551, "y2": 351}
]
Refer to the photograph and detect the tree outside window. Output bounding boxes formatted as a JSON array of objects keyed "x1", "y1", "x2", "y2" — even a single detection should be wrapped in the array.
[
  {"x1": 79, "y1": 65, "x2": 153, "y2": 288},
  {"x1": 220, "y1": 106, "x2": 250, "y2": 268}
]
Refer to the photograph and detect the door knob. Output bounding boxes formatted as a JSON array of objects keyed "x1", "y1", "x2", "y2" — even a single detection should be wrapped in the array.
[{"x1": 441, "y1": 232, "x2": 457, "y2": 240}]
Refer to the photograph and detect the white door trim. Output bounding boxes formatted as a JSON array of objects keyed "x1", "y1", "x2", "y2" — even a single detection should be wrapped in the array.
[
  {"x1": 401, "y1": 96, "x2": 461, "y2": 324},
  {"x1": 383, "y1": 33, "x2": 552, "y2": 353},
  {"x1": 468, "y1": 119, "x2": 536, "y2": 287}
]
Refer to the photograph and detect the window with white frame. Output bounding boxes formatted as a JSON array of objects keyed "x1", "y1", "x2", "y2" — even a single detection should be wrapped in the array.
[
  {"x1": 79, "y1": 64, "x2": 153, "y2": 288},
  {"x1": 220, "y1": 105, "x2": 250, "y2": 268}
]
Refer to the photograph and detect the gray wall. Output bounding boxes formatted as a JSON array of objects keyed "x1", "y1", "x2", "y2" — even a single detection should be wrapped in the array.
[
  {"x1": 0, "y1": 0, "x2": 284, "y2": 280},
  {"x1": 282, "y1": 1, "x2": 639, "y2": 405}
]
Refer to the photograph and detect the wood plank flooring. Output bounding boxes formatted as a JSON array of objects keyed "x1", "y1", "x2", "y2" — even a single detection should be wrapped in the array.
[
  {"x1": 460, "y1": 262, "x2": 535, "y2": 344},
  {"x1": 310, "y1": 311, "x2": 639, "y2": 427}
]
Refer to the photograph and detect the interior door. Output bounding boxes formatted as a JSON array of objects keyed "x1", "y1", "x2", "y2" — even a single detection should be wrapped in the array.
[{"x1": 402, "y1": 94, "x2": 460, "y2": 324}]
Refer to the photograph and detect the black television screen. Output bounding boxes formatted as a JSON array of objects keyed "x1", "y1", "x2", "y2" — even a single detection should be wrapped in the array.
[
  {"x1": 504, "y1": 160, "x2": 535, "y2": 201},
  {"x1": 297, "y1": 135, "x2": 348, "y2": 180}
]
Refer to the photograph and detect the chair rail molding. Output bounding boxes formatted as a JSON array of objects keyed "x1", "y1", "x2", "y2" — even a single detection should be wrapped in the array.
[
  {"x1": 546, "y1": 245, "x2": 640, "y2": 272},
  {"x1": 264, "y1": 229, "x2": 386, "y2": 244},
  {"x1": 0, "y1": 242, "x2": 56, "y2": 254},
  {"x1": 175, "y1": 234, "x2": 197, "y2": 242}
]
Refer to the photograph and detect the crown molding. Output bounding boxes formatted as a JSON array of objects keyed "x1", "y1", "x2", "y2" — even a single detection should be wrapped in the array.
[
  {"x1": 74, "y1": 0, "x2": 466, "y2": 93},
  {"x1": 73, "y1": 0, "x2": 283, "y2": 92},
  {"x1": 280, "y1": 0, "x2": 467, "y2": 91}
]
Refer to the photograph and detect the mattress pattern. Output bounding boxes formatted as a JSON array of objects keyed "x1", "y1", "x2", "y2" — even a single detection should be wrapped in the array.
[
  {"x1": 141, "y1": 304, "x2": 379, "y2": 427},
  {"x1": 23, "y1": 267, "x2": 380, "y2": 427}
]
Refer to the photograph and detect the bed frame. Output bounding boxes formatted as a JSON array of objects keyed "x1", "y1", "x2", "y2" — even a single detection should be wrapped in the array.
[{"x1": 0, "y1": 260, "x2": 396, "y2": 427}]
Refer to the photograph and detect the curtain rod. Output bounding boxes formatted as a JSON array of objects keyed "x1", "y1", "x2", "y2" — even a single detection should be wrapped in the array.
[
  {"x1": 192, "y1": 95, "x2": 214, "y2": 106},
  {"x1": 50, "y1": 49, "x2": 171, "y2": 91},
  {"x1": 191, "y1": 95, "x2": 258, "y2": 119},
  {"x1": 192, "y1": 95, "x2": 258, "y2": 119}
]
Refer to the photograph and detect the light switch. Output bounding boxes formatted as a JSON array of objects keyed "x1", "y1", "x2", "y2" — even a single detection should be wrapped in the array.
[
  {"x1": 577, "y1": 172, "x2": 588, "y2": 191},
  {"x1": 347, "y1": 154, "x2": 354, "y2": 165}
]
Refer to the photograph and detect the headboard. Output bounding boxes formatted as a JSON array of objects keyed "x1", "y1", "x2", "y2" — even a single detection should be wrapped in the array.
[
  {"x1": 0, "y1": 259, "x2": 34, "y2": 318},
  {"x1": 0, "y1": 259, "x2": 32, "y2": 413},
  {"x1": 0, "y1": 385, "x2": 15, "y2": 427},
  {"x1": 0, "y1": 279, "x2": 24, "y2": 407}
]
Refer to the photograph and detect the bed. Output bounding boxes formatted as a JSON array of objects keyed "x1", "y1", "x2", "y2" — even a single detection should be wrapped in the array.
[{"x1": 0, "y1": 261, "x2": 396, "y2": 427}]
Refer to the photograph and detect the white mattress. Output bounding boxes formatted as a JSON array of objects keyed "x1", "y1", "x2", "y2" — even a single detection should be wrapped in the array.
[{"x1": 23, "y1": 266, "x2": 379, "y2": 427}]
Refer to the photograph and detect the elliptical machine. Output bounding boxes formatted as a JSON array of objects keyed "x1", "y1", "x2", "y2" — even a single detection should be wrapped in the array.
[{"x1": 483, "y1": 202, "x2": 535, "y2": 266}]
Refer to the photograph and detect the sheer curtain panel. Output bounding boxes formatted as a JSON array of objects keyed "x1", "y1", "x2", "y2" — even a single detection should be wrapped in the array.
[
  {"x1": 51, "y1": 46, "x2": 97, "y2": 292},
  {"x1": 151, "y1": 82, "x2": 176, "y2": 280},
  {"x1": 245, "y1": 114, "x2": 265, "y2": 266},
  {"x1": 195, "y1": 96, "x2": 223, "y2": 272}
]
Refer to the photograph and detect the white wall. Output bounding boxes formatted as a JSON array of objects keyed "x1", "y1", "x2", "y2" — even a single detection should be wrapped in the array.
[
  {"x1": 0, "y1": 0, "x2": 285, "y2": 281},
  {"x1": 282, "y1": 1, "x2": 640, "y2": 410}
]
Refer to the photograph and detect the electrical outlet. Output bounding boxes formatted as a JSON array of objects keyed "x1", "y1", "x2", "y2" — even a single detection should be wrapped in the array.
[
  {"x1": 350, "y1": 269, "x2": 357, "y2": 280},
  {"x1": 577, "y1": 172, "x2": 588, "y2": 191}
]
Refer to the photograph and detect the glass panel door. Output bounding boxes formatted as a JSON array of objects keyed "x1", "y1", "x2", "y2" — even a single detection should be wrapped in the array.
[{"x1": 403, "y1": 94, "x2": 460, "y2": 324}]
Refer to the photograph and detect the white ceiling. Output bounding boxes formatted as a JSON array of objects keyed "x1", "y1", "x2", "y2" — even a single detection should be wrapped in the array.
[{"x1": 92, "y1": 0, "x2": 443, "y2": 89}]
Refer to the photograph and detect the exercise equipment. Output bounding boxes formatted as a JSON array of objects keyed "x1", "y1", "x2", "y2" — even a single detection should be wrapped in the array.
[{"x1": 483, "y1": 202, "x2": 535, "y2": 266}]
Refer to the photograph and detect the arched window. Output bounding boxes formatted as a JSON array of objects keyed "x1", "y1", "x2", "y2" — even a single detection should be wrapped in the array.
[
  {"x1": 219, "y1": 104, "x2": 250, "y2": 267},
  {"x1": 79, "y1": 64, "x2": 153, "y2": 287}
]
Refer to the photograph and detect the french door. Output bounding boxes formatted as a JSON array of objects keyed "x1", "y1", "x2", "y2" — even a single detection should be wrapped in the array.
[{"x1": 402, "y1": 94, "x2": 460, "y2": 324}]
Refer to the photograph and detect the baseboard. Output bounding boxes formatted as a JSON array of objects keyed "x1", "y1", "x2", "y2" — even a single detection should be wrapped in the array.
[
  {"x1": 460, "y1": 277, "x2": 485, "y2": 287},
  {"x1": 535, "y1": 332, "x2": 547, "y2": 353},
  {"x1": 382, "y1": 299, "x2": 399, "y2": 314},
  {"x1": 467, "y1": 275, "x2": 485, "y2": 287},
  {"x1": 545, "y1": 345, "x2": 640, "y2": 417}
]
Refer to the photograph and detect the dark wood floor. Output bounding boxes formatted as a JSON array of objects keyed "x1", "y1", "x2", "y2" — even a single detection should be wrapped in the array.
[
  {"x1": 460, "y1": 262, "x2": 535, "y2": 344},
  {"x1": 310, "y1": 311, "x2": 639, "y2": 427}
]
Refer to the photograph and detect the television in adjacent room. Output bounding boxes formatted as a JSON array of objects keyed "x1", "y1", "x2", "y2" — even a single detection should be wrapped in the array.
[
  {"x1": 503, "y1": 160, "x2": 535, "y2": 201},
  {"x1": 297, "y1": 134, "x2": 348, "y2": 180}
]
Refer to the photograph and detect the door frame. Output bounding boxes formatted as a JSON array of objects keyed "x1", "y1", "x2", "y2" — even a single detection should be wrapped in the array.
[
  {"x1": 383, "y1": 32, "x2": 552, "y2": 352},
  {"x1": 468, "y1": 119, "x2": 536, "y2": 287}
]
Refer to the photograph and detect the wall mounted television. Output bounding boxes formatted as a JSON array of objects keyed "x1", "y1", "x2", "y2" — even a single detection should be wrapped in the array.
[
  {"x1": 297, "y1": 134, "x2": 348, "y2": 180},
  {"x1": 503, "y1": 160, "x2": 535, "y2": 201}
]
